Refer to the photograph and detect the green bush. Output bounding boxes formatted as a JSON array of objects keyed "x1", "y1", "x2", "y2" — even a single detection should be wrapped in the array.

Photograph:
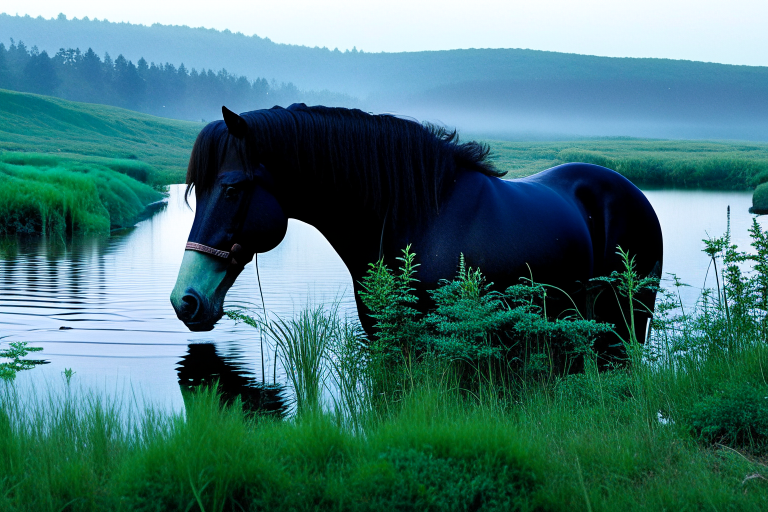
[
  {"x1": 684, "y1": 382, "x2": 768, "y2": 452},
  {"x1": 357, "y1": 249, "x2": 613, "y2": 397},
  {"x1": 751, "y1": 182, "x2": 768, "y2": 213}
]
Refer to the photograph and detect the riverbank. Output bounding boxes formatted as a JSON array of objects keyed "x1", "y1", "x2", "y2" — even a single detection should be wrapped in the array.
[
  {"x1": 0, "y1": 88, "x2": 199, "y2": 185},
  {"x1": 1, "y1": 328, "x2": 766, "y2": 510},
  {"x1": 0, "y1": 152, "x2": 164, "y2": 237}
]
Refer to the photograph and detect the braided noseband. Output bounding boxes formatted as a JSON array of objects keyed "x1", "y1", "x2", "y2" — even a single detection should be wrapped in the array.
[{"x1": 185, "y1": 242, "x2": 245, "y2": 265}]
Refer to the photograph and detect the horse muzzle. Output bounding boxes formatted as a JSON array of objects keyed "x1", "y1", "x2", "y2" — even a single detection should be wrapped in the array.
[
  {"x1": 170, "y1": 249, "x2": 242, "y2": 332},
  {"x1": 174, "y1": 288, "x2": 221, "y2": 331}
]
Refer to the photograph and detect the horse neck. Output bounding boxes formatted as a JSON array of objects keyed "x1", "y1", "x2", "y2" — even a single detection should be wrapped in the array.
[{"x1": 277, "y1": 173, "x2": 388, "y2": 279}]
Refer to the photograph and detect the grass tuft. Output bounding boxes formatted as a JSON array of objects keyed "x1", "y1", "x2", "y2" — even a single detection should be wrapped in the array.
[{"x1": 0, "y1": 153, "x2": 164, "y2": 237}]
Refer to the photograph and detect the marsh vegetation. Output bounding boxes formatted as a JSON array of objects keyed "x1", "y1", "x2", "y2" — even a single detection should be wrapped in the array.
[{"x1": 0, "y1": 152, "x2": 164, "y2": 237}]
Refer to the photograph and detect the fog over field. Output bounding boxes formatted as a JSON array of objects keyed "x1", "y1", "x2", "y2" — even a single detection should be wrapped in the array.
[{"x1": 1, "y1": 13, "x2": 767, "y2": 140}]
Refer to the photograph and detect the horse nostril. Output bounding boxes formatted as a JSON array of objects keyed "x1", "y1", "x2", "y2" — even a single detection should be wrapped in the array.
[{"x1": 180, "y1": 292, "x2": 201, "y2": 321}]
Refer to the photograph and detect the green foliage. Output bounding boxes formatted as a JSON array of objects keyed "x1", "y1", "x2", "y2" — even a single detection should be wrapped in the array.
[
  {"x1": 555, "y1": 369, "x2": 634, "y2": 406},
  {"x1": 751, "y1": 182, "x2": 768, "y2": 213},
  {"x1": 7, "y1": 210, "x2": 768, "y2": 511},
  {"x1": 0, "y1": 154, "x2": 164, "y2": 237},
  {"x1": 683, "y1": 382, "x2": 768, "y2": 453},
  {"x1": 692, "y1": 212, "x2": 768, "y2": 350},
  {"x1": 357, "y1": 245, "x2": 424, "y2": 354},
  {"x1": 228, "y1": 305, "x2": 366, "y2": 419},
  {"x1": 0, "y1": 341, "x2": 45, "y2": 381},
  {"x1": 358, "y1": 249, "x2": 613, "y2": 396},
  {"x1": 424, "y1": 255, "x2": 512, "y2": 361},
  {"x1": 350, "y1": 446, "x2": 534, "y2": 511}
]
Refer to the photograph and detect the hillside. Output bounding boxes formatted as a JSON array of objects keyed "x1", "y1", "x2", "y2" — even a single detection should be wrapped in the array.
[
  {"x1": 2, "y1": 13, "x2": 767, "y2": 140},
  {"x1": 0, "y1": 88, "x2": 200, "y2": 184}
]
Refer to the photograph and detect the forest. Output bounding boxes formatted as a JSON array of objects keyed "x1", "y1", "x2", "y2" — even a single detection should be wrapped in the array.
[
  {"x1": 0, "y1": 39, "x2": 354, "y2": 121},
  {"x1": 2, "y1": 13, "x2": 768, "y2": 139}
]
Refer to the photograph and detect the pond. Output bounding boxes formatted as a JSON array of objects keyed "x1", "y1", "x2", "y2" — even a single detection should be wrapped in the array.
[{"x1": 0, "y1": 185, "x2": 764, "y2": 410}]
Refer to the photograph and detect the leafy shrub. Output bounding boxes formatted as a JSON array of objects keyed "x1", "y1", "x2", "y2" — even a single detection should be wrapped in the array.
[
  {"x1": 751, "y1": 182, "x2": 768, "y2": 213},
  {"x1": 684, "y1": 382, "x2": 768, "y2": 453},
  {"x1": 358, "y1": 248, "x2": 613, "y2": 393}
]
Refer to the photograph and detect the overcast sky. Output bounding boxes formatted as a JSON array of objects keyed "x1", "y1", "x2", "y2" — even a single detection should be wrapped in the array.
[{"x1": 3, "y1": 0, "x2": 766, "y2": 66}]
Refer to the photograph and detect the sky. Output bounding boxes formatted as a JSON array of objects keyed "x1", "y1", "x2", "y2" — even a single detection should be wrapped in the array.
[{"x1": 2, "y1": 0, "x2": 766, "y2": 66}]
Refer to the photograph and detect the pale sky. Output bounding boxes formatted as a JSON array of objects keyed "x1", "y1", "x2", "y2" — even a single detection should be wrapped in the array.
[{"x1": 3, "y1": 0, "x2": 767, "y2": 66}]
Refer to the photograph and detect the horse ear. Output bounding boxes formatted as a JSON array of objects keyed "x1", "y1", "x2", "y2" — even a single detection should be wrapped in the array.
[{"x1": 222, "y1": 106, "x2": 247, "y2": 138}]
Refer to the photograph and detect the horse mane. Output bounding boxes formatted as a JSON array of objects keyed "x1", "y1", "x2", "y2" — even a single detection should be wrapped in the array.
[{"x1": 186, "y1": 104, "x2": 504, "y2": 219}]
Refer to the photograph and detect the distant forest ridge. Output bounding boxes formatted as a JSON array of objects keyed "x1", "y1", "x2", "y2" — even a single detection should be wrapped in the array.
[
  {"x1": 1, "y1": 13, "x2": 768, "y2": 139},
  {"x1": 0, "y1": 39, "x2": 355, "y2": 122}
]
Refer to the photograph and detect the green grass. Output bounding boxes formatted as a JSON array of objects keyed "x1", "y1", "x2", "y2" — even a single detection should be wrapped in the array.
[
  {"x1": 0, "y1": 88, "x2": 200, "y2": 185},
  {"x1": 1, "y1": 347, "x2": 766, "y2": 511},
  {"x1": 0, "y1": 153, "x2": 164, "y2": 236},
  {"x1": 3, "y1": 219, "x2": 768, "y2": 510},
  {"x1": 484, "y1": 138, "x2": 768, "y2": 189}
]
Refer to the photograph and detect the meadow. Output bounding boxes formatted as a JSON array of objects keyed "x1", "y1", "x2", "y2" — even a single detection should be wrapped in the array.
[
  {"x1": 1, "y1": 219, "x2": 767, "y2": 511},
  {"x1": 0, "y1": 88, "x2": 200, "y2": 185},
  {"x1": 484, "y1": 138, "x2": 768, "y2": 190},
  {"x1": 0, "y1": 88, "x2": 203, "y2": 236}
]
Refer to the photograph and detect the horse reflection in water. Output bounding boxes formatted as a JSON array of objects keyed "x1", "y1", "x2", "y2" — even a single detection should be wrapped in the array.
[
  {"x1": 171, "y1": 104, "x2": 663, "y2": 364},
  {"x1": 177, "y1": 343, "x2": 287, "y2": 417}
]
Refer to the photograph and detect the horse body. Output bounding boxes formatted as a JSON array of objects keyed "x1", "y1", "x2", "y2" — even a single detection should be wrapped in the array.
[{"x1": 170, "y1": 104, "x2": 662, "y2": 360}]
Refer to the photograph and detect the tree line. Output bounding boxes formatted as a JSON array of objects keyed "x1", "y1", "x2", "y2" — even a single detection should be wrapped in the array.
[{"x1": 0, "y1": 38, "x2": 356, "y2": 122}]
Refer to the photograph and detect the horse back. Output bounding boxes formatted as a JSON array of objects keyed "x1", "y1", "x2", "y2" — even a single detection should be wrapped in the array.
[
  {"x1": 522, "y1": 163, "x2": 663, "y2": 280},
  {"x1": 400, "y1": 162, "x2": 662, "y2": 296}
]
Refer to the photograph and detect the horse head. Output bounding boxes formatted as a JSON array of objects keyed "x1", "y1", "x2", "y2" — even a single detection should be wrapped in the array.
[{"x1": 170, "y1": 107, "x2": 288, "y2": 331}]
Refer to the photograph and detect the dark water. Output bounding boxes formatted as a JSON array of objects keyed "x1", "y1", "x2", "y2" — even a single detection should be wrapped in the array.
[{"x1": 0, "y1": 185, "x2": 765, "y2": 410}]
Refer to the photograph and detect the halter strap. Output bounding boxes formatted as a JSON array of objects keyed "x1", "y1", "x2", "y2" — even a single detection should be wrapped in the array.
[{"x1": 185, "y1": 242, "x2": 230, "y2": 259}]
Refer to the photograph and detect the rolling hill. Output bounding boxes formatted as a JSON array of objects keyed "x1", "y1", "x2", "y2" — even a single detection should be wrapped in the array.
[
  {"x1": 2, "y1": 13, "x2": 767, "y2": 140},
  {"x1": 0, "y1": 87, "x2": 200, "y2": 184}
]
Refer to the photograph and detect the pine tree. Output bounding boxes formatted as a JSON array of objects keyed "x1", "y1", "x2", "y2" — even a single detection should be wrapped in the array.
[
  {"x1": 0, "y1": 43, "x2": 11, "y2": 88},
  {"x1": 22, "y1": 50, "x2": 58, "y2": 95}
]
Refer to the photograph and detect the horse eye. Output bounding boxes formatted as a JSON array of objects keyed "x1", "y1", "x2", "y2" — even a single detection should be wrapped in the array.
[{"x1": 224, "y1": 186, "x2": 238, "y2": 199}]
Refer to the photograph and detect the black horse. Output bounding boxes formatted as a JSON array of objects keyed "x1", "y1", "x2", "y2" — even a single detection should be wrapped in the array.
[{"x1": 170, "y1": 104, "x2": 663, "y2": 360}]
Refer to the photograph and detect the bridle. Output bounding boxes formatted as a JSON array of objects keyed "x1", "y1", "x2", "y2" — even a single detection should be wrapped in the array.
[{"x1": 184, "y1": 140, "x2": 264, "y2": 268}]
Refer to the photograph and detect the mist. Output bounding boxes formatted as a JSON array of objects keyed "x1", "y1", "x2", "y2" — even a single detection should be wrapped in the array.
[{"x1": 2, "y1": 13, "x2": 767, "y2": 141}]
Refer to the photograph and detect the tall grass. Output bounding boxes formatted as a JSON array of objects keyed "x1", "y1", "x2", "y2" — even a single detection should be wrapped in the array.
[
  {"x1": 0, "y1": 154, "x2": 164, "y2": 237},
  {"x1": 2, "y1": 218, "x2": 768, "y2": 510},
  {"x1": 485, "y1": 137, "x2": 768, "y2": 189}
]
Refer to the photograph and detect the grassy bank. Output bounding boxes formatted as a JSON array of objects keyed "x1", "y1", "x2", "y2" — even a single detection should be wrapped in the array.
[
  {"x1": 0, "y1": 88, "x2": 200, "y2": 185},
  {"x1": 0, "y1": 152, "x2": 164, "y2": 236},
  {"x1": 485, "y1": 138, "x2": 768, "y2": 189},
  {"x1": 2, "y1": 219, "x2": 768, "y2": 510}
]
